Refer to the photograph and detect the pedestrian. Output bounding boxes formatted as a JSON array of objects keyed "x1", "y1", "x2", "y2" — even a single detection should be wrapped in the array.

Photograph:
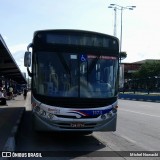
[
  {"x1": 0, "y1": 87, "x2": 7, "y2": 105},
  {"x1": 23, "y1": 88, "x2": 28, "y2": 100},
  {"x1": 8, "y1": 86, "x2": 13, "y2": 100}
]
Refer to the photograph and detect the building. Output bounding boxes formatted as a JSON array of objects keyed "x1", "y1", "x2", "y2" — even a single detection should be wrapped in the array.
[
  {"x1": 122, "y1": 59, "x2": 160, "y2": 81},
  {"x1": 120, "y1": 59, "x2": 160, "y2": 92}
]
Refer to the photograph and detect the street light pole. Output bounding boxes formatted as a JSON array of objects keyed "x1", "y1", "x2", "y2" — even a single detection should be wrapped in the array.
[
  {"x1": 108, "y1": 5, "x2": 117, "y2": 37},
  {"x1": 108, "y1": 4, "x2": 136, "y2": 61},
  {"x1": 120, "y1": 7, "x2": 123, "y2": 55},
  {"x1": 114, "y1": 7, "x2": 117, "y2": 37}
]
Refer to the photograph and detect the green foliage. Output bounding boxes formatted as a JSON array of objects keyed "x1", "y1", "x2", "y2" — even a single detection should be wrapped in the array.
[
  {"x1": 120, "y1": 52, "x2": 127, "y2": 60},
  {"x1": 133, "y1": 61, "x2": 160, "y2": 79}
]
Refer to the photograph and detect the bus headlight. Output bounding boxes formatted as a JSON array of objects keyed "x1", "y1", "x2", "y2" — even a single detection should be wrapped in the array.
[
  {"x1": 107, "y1": 112, "x2": 112, "y2": 118},
  {"x1": 39, "y1": 109, "x2": 46, "y2": 116},
  {"x1": 101, "y1": 114, "x2": 107, "y2": 120},
  {"x1": 35, "y1": 106, "x2": 40, "y2": 112},
  {"x1": 112, "y1": 108, "x2": 117, "y2": 113},
  {"x1": 48, "y1": 113, "x2": 54, "y2": 119},
  {"x1": 101, "y1": 111, "x2": 113, "y2": 120}
]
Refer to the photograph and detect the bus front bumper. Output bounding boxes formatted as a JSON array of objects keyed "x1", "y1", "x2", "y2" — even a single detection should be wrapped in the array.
[{"x1": 32, "y1": 112, "x2": 117, "y2": 132}]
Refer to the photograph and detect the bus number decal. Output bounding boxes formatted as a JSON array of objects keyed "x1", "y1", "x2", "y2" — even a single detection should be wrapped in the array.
[{"x1": 92, "y1": 110, "x2": 102, "y2": 115}]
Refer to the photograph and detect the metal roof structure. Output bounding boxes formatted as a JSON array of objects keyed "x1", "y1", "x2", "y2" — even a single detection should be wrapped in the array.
[{"x1": 0, "y1": 34, "x2": 27, "y2": 84}]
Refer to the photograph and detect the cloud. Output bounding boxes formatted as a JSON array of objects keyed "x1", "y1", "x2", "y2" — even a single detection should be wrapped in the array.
[
  {"x1": 9, "y1": 43, "x2": 27, "y2": 54},
  {"x1": 8, "y1": 43, "x2": 28, "y2": 73}
]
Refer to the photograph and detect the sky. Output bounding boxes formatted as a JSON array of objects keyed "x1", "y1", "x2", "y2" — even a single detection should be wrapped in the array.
[{"x1": 1, "y1": 0, "x2": 160, "y2": 74}]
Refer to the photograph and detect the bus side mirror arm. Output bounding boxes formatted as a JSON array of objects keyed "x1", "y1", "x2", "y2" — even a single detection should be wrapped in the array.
[{"x1": 27, "y1": 67, "x2": 33, "y2": 77}]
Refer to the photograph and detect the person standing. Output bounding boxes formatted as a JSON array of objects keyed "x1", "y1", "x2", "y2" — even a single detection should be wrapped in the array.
[
  {"x1": 0, "y1": 88, "x2": 7, "y2": 105},
  {"x1": 8, "y1": 86, "x2": 13, "y2": 100},
  {"x1": 23, "y1": 88, "x2": 28, "y2": 100}
]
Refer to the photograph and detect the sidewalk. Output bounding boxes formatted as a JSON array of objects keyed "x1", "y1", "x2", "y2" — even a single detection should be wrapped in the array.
[
  {"x1": 0, "y1": 94, "x2": 26, "y2": 108},
  {"x1": 0, "y1": 94, "x2": 26, "y2": 151},
  {"x1": 6, "y1": 94, "x2": 26, "y2": 108}
]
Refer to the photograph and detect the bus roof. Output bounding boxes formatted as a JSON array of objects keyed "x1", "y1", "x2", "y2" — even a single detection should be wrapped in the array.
[{"x1": 33, "y1": 29, "x2": 119, "y2": 41}]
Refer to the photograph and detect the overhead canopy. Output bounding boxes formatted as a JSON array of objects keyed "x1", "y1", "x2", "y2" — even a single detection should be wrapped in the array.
[{"x1": 0, "y1": 34, "x2": 27, "y2": 84}]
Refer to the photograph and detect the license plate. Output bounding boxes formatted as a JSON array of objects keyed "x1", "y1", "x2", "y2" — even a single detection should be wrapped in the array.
[{"x1": 70, "y1": 122, "x2": 85, "y2": 128}]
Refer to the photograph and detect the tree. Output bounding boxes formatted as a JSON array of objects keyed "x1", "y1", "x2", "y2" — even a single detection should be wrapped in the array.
[
  {"x1": 133, "y1": 61, "x2": 160, "y2": 79},
  {"x1": 120, "y1": 52, "x2": 127, "y2": 60},
  {"x1": 132, "y1": 61, "x2": 160, "y2": 93}
]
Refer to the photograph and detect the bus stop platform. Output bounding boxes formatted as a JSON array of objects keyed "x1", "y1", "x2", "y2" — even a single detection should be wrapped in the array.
[{"x1": 0, "y1": 95, "x2": 25, "y2": 151}]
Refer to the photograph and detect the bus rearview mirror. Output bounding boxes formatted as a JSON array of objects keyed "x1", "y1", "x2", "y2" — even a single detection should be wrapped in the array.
[{"x1": 24, "y1": 51, "x2": 31, "y2": 67}]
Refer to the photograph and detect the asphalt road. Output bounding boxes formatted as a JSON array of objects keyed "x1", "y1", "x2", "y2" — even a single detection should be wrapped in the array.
[
  {"x1": 118, "y1": 100, "x2": 160, "y2": 151},
  {"x1": 14, "y1": 94, "x2": 160, "y2": 160}
]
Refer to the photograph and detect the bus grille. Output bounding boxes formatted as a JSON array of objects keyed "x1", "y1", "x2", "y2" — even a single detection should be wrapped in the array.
[
  {"x1": 55, "y1": 115, "x2": 99, "y2": 119},
  {"x1": 54, "y1": 123, "x2": 97, "y2": 129}
]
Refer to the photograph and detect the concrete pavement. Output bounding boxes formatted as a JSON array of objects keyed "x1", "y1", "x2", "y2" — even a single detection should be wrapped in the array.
[{"x1": 6, "y1": 94, "x2": 26, "y2": 108}]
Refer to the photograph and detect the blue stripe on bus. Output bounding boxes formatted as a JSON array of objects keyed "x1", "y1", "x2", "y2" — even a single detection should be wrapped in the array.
[{"x1": 68, "y1": 107, "x2": 113, "y2": 117}]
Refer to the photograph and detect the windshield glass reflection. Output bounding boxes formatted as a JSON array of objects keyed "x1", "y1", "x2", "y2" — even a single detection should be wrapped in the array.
[{"x1": 32, "y1": 52, "x2": 118, "y2": 98}]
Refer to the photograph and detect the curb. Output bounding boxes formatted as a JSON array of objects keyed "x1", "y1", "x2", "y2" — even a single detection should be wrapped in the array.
[{"x1": 119, "y1": 94, "x2": 160, "y2": 103}]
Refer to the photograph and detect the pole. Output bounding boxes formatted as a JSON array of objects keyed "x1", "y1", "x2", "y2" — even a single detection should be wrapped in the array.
[
  {"x1": 114, "y1": 8, "x2": 117, "y2": 37},
  {"x1": 108, "y1": 4, "x2": 136, "y2": 63},
  {"x1": 120, "y1": 8, "x2": 123, "y2": 63}
]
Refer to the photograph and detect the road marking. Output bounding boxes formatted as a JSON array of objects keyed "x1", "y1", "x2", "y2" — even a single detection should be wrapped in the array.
[{"x1": 119, "y1": 109, "x2": 160, "y2": 118}]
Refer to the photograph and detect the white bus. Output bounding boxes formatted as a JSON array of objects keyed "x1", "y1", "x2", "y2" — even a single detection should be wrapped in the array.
[{"x1": 24, "y1": 29, "x2": 119, "y2": 134}]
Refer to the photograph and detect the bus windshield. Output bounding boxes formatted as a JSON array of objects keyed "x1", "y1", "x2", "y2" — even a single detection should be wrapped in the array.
[{"x1": 32, "y1": 51, "x2": 118, "y2": 98}]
